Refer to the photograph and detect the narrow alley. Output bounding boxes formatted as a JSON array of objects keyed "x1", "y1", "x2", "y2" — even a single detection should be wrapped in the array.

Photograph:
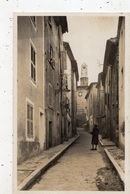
[
  {"x1": 29, "y1": 128, "x2": 123, "y2": 191},
  {"x1": 16, "y1": 16, "x2": 126, "y2": 192}
]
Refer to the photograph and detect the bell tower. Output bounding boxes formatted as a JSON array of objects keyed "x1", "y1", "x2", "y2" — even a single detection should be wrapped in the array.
[{"x1": 80, "y1": 63, "x2": 88, "y2": 86}]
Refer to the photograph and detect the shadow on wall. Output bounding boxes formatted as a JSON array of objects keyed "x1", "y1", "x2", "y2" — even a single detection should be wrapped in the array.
[{"x1": 76, "y1": 113, "x2": 87, "y2": 128}]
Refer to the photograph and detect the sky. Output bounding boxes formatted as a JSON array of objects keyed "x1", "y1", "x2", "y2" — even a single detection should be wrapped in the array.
[{"x1": 63, "y1": 16, "x2": 118, "y2": 85}]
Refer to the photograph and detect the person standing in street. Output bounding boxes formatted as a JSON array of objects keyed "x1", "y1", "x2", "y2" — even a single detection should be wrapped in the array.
[{"x1": 91, "y1": 124, "x2": 99, "y2": 150}]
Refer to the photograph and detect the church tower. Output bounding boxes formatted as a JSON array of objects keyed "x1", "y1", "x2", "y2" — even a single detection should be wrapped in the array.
[
  {"x1": 80, "y1": 63, "x2": 88, "y2": 86},
  {"x1": 76, "y1": 63, "x2": 89, "y2": 127}
]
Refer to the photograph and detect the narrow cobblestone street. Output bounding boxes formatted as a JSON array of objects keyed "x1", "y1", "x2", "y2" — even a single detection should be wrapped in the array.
[{"x1": 29, "y1": 128, "x2": 123, "y2": 191}]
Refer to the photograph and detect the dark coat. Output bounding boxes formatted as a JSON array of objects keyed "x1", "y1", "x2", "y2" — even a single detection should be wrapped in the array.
[{"x1": 91, "y1": 126, "x2": 99, "y2": 145}]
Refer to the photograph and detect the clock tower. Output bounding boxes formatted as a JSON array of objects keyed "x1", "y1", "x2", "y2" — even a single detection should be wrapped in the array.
[
  {"x1": 76, "y1": 63, "x2": 89, "y2": 127},
  {"x1": 80, "y1": 63, "x2": 88, "y2": 86}
]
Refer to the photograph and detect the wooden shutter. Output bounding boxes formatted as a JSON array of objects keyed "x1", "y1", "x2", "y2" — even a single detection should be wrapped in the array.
[{"x1": 61, "y1": 51, "x2": 67, "y2": 70}]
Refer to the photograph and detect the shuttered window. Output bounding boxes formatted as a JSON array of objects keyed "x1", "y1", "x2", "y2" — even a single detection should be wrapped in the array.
[
  {"x1": 31, "y1": 44, "x2": 36, "y2": 83},
  {"x1": 61, "y1": 51, "x2": 67, "y2": 70},
  {"x1": 47, "y1": 44, "x2": 55, "y2": 69},
  {"x1": 27, "y1": 102, "x2": 34, "y2": 138}
]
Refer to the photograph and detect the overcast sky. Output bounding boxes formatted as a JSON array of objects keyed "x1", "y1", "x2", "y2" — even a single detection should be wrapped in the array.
[{"x1": 63, "y1": 16, "x2": 118, "y2": 85}]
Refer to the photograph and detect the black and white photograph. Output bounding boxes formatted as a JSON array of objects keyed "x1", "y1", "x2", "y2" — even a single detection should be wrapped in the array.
[
  {"x1": 15, "y1": 14, "x2": 126, "y2": 192},
  {"x1": 1, "y1": 1, "x2": 130, "y2": 194}
]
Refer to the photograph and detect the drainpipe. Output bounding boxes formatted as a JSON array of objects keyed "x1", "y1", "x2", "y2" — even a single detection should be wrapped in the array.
[{"x1": 58, "y1": 26, "x2": 63, "y2": 143}]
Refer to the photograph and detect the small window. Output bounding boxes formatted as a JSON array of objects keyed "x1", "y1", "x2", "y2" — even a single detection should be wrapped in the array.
[
  {"x1": 31, "y1": 44, "x2": 36, "y2": 83},
  {"x1": 30, "y1": 16, "x2": 37, "y2": 28},
  {"x1": 27, "y1": 102, "x2": 34, "y2": 139},
  {"x1": 61, "y1": 51, "x2": 67, "y2": 70},
  {"x1": 47, "y1": 44, "x2": 55, "y2": 69}
]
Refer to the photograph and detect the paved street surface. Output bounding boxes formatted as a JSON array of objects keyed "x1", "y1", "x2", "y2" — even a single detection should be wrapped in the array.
[{"x1": 29, "y1": 128, "x2": 123, "y2": 191}]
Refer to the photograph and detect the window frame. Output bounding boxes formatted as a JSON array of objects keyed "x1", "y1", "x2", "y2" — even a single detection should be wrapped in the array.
[
  {"x1": 26, "y1": 98, "x2": 35, "y2": 141},
  {"x1": 49, "y1": 44, "x2": 55, "y2": 69},
  {"x1": 30, "y1": 39, "x2": 37, "y2": 86}
]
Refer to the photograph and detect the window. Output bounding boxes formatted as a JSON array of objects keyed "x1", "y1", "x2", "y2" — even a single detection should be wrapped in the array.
[
  {"x1": 27, "y1": 102, "x2": 34, "y2": 139},
  {"x1": 61, "y1": 51, "x2": 67, "y2": 70},
  {"x1": 31, "y1": 44, "x2": 36, "y2": 83},
  {"x1": 47, "y1": 44, "x2": 55, "y2": 69},
  {"x1": 30, "y1": 16, "x2": 37, "y2": 28}
]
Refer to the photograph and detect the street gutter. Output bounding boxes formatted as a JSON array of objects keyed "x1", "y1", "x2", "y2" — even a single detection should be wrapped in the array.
[
  {"x1": 104, "y1": 148, "x2": 125, "y2": 188},
  {"x1": 99, "y1": 139, "x2": 125, "y2": 189},
  {"x1": 18, "y1": 134, "x2": 80, "y2": 190}
]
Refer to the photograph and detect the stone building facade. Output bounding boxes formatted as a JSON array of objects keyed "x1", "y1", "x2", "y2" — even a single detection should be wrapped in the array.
[
  {"x1": 44, "y1": 16, "x2": 68, "y2": 148},
  {"x1": 63, "y1": 42, "x2": 79, "y2": 139},
  {"x1": 100, "y1": 16, "x2": 125, "y2": 149},
  {"x1": 118, "y1": 17, "x2": 125, "y2": 149},
  {"x1": 17, "y1": 16, "x2": 46, "y2": 164},
  {"x1": 85, "y1": 82, "x2": 98, "y2": 132},
  {"x1": 96, "y1": 72, "x2": 105, "y2": 137},
  {"x1": 17, "y1": 16, "x2": 68, "y2": 164},
  {"x1": 102, "y1": 37, "x2": 118, "y2": 140}
]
